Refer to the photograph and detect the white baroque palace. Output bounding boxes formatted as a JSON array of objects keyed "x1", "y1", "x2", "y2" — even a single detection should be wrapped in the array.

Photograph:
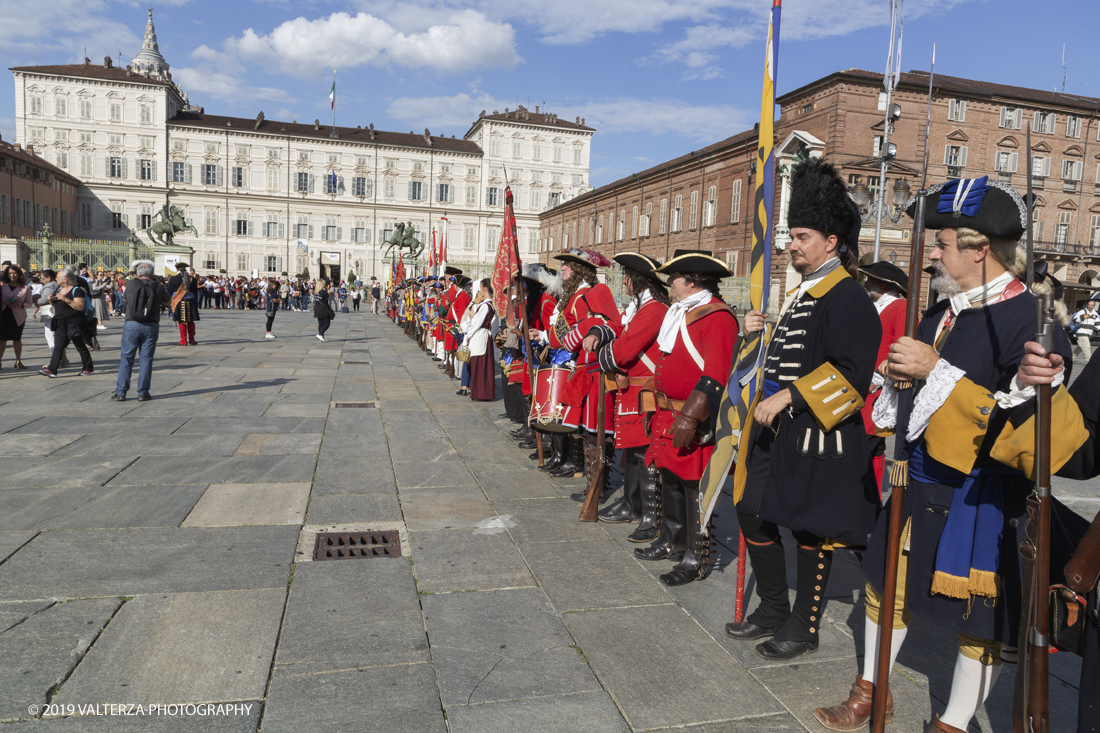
[{"x1": 10, "y1": 9, "x2": 594, "y2": 280}]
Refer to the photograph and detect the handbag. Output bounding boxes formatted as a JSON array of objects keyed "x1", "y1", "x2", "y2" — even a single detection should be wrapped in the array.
[
  {"x1": 455, "y1": 343, "x2": 472, "y2": 363},
  {"x1": 38, "y1": 304, "x2": 55, "y2": 319}
]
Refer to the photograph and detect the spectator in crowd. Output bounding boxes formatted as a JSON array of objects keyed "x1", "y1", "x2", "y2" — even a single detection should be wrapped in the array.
[
  {"x1": 314, "y1": 279, "x2": 333, "y2": 342},
  {"x1": 32, "y1": 269, "x2": 67, "y2": 367},
  {"x1": 351, "y1": 286, "x2": 361, "y2": 311},
  {"x1": 336, "y1": 282, "x2": 348, "y2": 310},
  {"x1": 113, "y1": 260, "x2": 171, "y2": 401},
  {"x1": 1072, "y1": 298, "x2": 1100, "y2": 362},
  {"x1": 40, "y1": 266, "x2": 94, "y2": 377},
  {"x1": 371, "y1": 279, "x2": 381, "y2": 314},
  {"x1": 0, "y1": 264, "x2": 33, "y2": 369},
  {"x1": 264, "y1": 278, "x2": 281, "y2": 339}
]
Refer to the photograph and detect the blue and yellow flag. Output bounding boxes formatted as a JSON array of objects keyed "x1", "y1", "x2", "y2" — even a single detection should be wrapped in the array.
[{"x1": 699, "y1": 0, "x2": 781, "y2": 528}]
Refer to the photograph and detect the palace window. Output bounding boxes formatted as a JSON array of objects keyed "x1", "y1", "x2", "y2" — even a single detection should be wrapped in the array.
[
  {"x1": 731, "y1": 179, "x2": 742, "y2": 223},
  {"x1": 139, "y1": 159, "x2": 155, "y2": 181},
  {"x1": 353, "y1": 176, "x2": 370, "y2": 197}
]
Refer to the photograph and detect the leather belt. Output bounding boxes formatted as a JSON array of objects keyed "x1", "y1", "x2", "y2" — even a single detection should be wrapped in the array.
[{"x1": 654, "y1": 392, "x2": 685, "y2": 413}]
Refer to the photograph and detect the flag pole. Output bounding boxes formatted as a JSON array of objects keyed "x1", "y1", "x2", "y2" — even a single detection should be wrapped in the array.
[{"x1": 331, "y1": 70, "x2": 337, "y2": 138}]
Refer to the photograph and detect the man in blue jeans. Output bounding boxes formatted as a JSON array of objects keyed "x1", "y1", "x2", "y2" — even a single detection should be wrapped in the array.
[{"x1": 112, "y1": 261, "x2": 171, "y2": 402}]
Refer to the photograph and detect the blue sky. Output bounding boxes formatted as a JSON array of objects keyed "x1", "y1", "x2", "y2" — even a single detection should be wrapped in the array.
[{"x1": 3, "y1": 0, "x2": 1098, "y2": 187}]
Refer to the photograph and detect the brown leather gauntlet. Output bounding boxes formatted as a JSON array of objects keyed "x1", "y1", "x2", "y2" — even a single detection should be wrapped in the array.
[{"x1": 671, "y1": 390, "x2": 709, "y2": 449}]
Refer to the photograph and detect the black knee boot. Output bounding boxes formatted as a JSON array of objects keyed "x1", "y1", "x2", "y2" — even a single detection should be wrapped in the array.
[
  {"x1": 635, "y1": 469, "x2": 686, "y2": 562},
  {"x1": 599, "y1": 446, "x2": 643, "y2": 522},
  {"x1": 539, "y1": 433, "x2": 567, "y2": 472},
  {"x1": 756, "y1": 545, "x2": 831, "y2": 659},
  {"x1": 550, "y1": 435, "x2": 583, "y2": 478},
  {"x1": 660, "y1": 482, "x2": 711, "y2": 585},
  {"x1": 725, "y1": 525, "x2": 790, "y2": 640},
  {"x1": 627, "y1": 460, "x2": 662, "y2": 543}
]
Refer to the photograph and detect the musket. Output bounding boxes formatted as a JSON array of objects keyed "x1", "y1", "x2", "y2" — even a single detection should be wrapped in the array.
[
  {"x1": 871, "y1": 46, "x2": 934, "y2": 733},
  {"x1": 1013, "y1": 126, "x2": 1053, "y2": 733},
  {"x1": 579, "y1": 370, "x2": 608, "y2": 522}
]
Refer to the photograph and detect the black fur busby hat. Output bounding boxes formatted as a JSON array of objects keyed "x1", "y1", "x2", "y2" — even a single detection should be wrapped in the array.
[
  {"x1": 787, "y1": 157, "x2": 860, "y2": 251},
  {"x1": 905, "y1": 176, "x2": 1028, "y2": 241}
]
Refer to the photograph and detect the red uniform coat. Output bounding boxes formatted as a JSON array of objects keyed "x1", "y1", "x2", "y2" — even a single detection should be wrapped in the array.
[
  {"x1": 860, "y1": 295, "x2": 906, "y2": 435},
  {"x1": 602, "y1": 298, "x2": 668, "y2": 449},
  {"x1": 647, "y1": 299, "x2": 737, "y2": 480},
  {"x1": 516, "y1": 293, "x2": 559, "y2": 396},
  {"x1": 443, "y1": 285, "x2": 471, "y2": 350},
  {"x1": 548, "y1": 282, "x2": 621, "y2": 432}
]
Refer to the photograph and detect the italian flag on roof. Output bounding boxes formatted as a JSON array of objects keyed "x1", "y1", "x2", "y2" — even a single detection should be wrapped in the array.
[{"x1": 329, "y1": 76, "x2": 335, "y2": 111}]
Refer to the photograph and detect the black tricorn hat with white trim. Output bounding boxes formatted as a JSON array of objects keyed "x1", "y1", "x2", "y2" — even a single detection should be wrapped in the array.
[
  {"x1": 654, "y1": 249, "x2": 733, "y2": 278},
  {"x1": 613, "y1": 252, "x2": 661, "y2": 276},
  {"x1": 905, "y1": 176, "x2": 1028, "y2": 241},
  {"x1": 859, "y1": 261, "x2": 909, "y2": 295}
]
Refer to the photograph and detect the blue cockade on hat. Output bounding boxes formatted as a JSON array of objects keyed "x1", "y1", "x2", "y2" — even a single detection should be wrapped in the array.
[{"x1": 937, "y1": 176, "x2": 990, "y2": 219}]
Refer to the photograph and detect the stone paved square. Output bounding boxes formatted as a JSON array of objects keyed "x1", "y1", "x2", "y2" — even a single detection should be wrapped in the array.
[{"x1": 0, "y1": 310, "x2": 1088, "y2": 731}]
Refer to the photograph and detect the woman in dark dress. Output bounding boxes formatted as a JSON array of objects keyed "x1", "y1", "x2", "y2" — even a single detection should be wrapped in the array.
[
  {"x1": 167, "y1": 262, "x2": 200, "y2": 345},
  {"x1": 313, "y1": 279, "x2": 332, "y2": 342},
  {"x1": 264, "y1": 279, "x2": 281, "y2": 339},
  {"x1": 0, "y1": 265, "x2": 33, "y2": 369},
  {"x1": 463, "y1": 279, "x2": 498, "y2": 401},
  {"x1": 39, "y1": 267, "x2": 93, "y2": 377}
]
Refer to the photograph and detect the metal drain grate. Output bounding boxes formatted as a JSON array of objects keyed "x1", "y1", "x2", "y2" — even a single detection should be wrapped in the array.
[
  {"x1": 334, "y1": 401, "x2": 376, "y2": 408},
  {"x1": 342, "y1": 361, "x2": 371, "y2": 365},
  {"x1": 314, "y1": 531, "x2": 401, "y2": 560}
]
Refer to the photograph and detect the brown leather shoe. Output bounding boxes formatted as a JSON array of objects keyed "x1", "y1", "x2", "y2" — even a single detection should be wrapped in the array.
[
  {"x1": 925, "y1": 715, "x2": 968, "y2": 733},
  {"x1": 813, "y1": 675, "x2": 893, "y2": 731}
]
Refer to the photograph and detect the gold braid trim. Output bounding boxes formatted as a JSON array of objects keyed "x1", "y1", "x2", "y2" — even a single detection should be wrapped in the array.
[{"x1": 888, "y1": 459, "x2": 909, "y2": 488}]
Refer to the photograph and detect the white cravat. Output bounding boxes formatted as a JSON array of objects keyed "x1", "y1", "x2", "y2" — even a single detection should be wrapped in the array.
[
  {"x1": 874, "y1": 292, "x2": 900, "y2": 315},
  {"x1": 622, "y1": 289, "x2": 653, "y2": 326},
  {"x1": 657, "y1": 290, "x2": 713, "y2": 354},
  {"x1": 947, "y1": 270, "x2": 1015, "y2": 316}
]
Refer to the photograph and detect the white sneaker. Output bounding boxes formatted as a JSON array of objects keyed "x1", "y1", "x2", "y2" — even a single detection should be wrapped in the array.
[
  {"x1": 316, "y1": 334, "x2": 326, "y2": 342},
  {"x1": 97, "y1": 325, "x2": 107, "y2": 330},
  {"x1": 265, "y1": 333, "x2": 276, "y2": 339}
]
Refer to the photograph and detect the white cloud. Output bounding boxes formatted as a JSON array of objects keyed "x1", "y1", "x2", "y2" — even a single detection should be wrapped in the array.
[
  {"x1": 387, "y1": 90, "x2": 505, "y2": 130},
  {"x1": 388, "y1": 92, "x2": 748, "y2": 145},
  {"x1": 173, "y1": 67, "x2": 295, "y2": 104},
  {"x1": 227, "y1": 10, "x2": 518, "y2": 78},
  {"x1": 0, "y1": 0, "x2": 139, "y2": 60},
  {"x1": 650, "y1": 23, "x2": 755, "y2": 79}
]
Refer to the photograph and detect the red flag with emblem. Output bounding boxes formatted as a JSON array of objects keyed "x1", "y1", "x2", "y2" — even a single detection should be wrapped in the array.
[
  {"x1": 395, "y1": 253, "x2": 405, "y2": 285},
  {"x1": 490, "y1": 186, "x2": 521, "y2": 328}
]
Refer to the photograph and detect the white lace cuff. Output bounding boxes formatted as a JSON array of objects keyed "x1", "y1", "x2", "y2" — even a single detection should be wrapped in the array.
[
  {"x1": 994, "y1": 369, "x2": 1066, "y2": 409},
  {"x1": 908, "y1": 359, "x2": 966, "y2": 443},
  {"x1": 871, "y1": 378, "x2": 898, "y2": 431},
  {"x1": 872, "y1": 371, "x2": 885, "y2": 389}
]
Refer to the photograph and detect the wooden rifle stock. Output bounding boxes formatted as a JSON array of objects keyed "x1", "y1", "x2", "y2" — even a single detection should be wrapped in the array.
[
  {"x1": 579, "y1": 372, "x2": 607, "y2": 522},
  {"x1": 871, "y1": 192, "x2": 928, "y2": 733}
]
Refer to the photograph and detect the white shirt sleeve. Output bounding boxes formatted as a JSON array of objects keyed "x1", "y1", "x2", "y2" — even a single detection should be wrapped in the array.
[{"x1": 907, "y1": 359, "x2": 967, "y2": 443}]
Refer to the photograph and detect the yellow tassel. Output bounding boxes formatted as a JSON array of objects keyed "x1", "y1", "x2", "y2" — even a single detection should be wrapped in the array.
[
  {"x1": 894, "y1": 380, "x2": 913, "y2": 390},
  {"x1": 967, "y1": 569, "x2": 1001, "y2": 599},
  {"x1": 889, "y1": 459, "x2": 909, "y2": 488},
  {"x1": 930, "y1": 571, "x2": 971, "y2": 600}
]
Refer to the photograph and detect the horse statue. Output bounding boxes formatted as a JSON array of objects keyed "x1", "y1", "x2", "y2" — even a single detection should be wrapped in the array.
[
  {"x1": 381, "y1": 221, "x2": 424, "y2": 261},
  {"x1": 146, "y1": 203, "x2": 199, "y2": 247}
]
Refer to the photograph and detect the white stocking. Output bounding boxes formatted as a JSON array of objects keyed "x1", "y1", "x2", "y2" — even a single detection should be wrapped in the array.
[
  {"x1": 861, "y1": 615, "x2": 908, "y2": 686},
  {"x1": 939, "y1": 650, "x2": 1001, "y2": 730}
]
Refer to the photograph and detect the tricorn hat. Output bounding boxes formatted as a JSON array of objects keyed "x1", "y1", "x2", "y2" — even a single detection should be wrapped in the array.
[
  {"x1": 444, "y1": 266, "x2": 463, "y2": 276},
  {"x1": 457, "y1": 275, "x2": 473, "y2": 288},
  {"x1": 654, "y1": 249, "x2": 733, "y2": 278},
  {"x1": 788, "y1": 157, "x2": 860, "y2": 253},
  {"x1": 613, "y1": 252, "x2": 661, "y2": 276},
  {"x1": 859, "y1": 261, "x2": 909, "y2": 295},
  {"x1": 553, "y1": 248, "x2": 613, "y2": 268},
  {"x1": 905, "y1": 176, "x2": 1028, "y2": 241},
  {"x1": 175, "y1": 261, "x2": 191, "y2": 271}
]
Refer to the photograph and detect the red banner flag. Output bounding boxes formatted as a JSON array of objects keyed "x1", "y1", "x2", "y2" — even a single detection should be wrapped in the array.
[
  {"x1": 429, "y1": 231, "x2": 437, "y2": 270},
  {"x1": 490, "y1": 186, "x2": 521, "y2": 327},
  {"x1": 396, "y1": 253, "x2": 405, "y2": 285}
]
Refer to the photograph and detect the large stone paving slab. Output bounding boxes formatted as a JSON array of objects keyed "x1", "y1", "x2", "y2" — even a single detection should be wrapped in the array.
[
  {"x1": 494, "y1": 498, "x2": 611, "y2": 544},
  {"x1": 275, "y1": 560, "x2": 427, "y2": 673},
  {"x1": 51, "y1": 434, "x2": 246, "y2": 458},
  {"x1": 421, "y1": 588, "x2": 600, "y2": 706},
  {"x1": 408, "y1": 530, "x2": 534, "y2": 593},
  {"x1": 182, "y1": 484, "x2": 311, "y2": 527},
  {"x1": 263, "y1": 663, "x2": 446, "y2": 733},
  {"x1": 446, "y1": 691, "x2": 630, "y2": 733},
  {"x1": 311, "y1": 459, "x2": 395, "y2": 495},
  {"x1": 0, "y1": 485, "x2": 208, "y2": 532},
  {"x1": 522, "y1": 539, "x2": 673, "y2": 612},
  {"x1": 8, "y1": 709, "x2": 262, "y2": 731},
  {"x1": 0, "y1": 458, "x2": 138, "y2": 490},
  {"x1": 564, "y1": 604, "x2": 786, "y2": 730},
  {"x1": 108, "y1": 455, "x2": 317, "y2": 486},
  {"x1": 55, "y1": 589, "x2": 286, "y2": 707},
  {"x1": 0, "y1": 526, "x2": 297, "y2": 600},
  {"x1": 304, "y1": 492, "x2": 403, "y2": 525},
  {"x1": 399, "y1": 487, "x2": 496, "y2": 530},
  {"x1": 0, "y1": 598, "x2": 121, "y2": 722},
  {"x1": 393, "y1": 460, "x2": 477, "y2": 489}
]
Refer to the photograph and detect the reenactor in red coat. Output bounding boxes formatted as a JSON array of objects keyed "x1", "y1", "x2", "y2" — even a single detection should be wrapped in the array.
[
  {"x1": 542, "y1": 249, "x2": 621, "y2": 484},
  {"x1": 585, "y1": 253, "x2": 670, "y2": 529},
  {"x1": 634, "y1": 249, "x2": 738, "y2": 586},
  {"x1": 858, "y1": 260, "x2": 909, "y2": 497}
]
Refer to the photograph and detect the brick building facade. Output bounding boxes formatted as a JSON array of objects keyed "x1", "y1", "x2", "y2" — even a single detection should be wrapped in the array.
[
  {"x1": 0, "y1": 138, "x2": 82, "y2": 242},
  {"x1": 540, "y1": 68, "x2": 1100, "y2": 309}
]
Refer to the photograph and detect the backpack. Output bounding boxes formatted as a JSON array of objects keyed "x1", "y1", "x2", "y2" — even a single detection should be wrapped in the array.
[{"x1": 126, "y1": 279, "x2": 160, "y2": 323}]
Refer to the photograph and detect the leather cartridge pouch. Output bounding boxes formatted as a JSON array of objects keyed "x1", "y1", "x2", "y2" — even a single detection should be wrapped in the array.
[
  {"x1": 1065, "y1": 509, "x2": 1100, "y2": 596},
  {"x1": 1049, "y1": 584, "x2": 1088, "y2": 656}
]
